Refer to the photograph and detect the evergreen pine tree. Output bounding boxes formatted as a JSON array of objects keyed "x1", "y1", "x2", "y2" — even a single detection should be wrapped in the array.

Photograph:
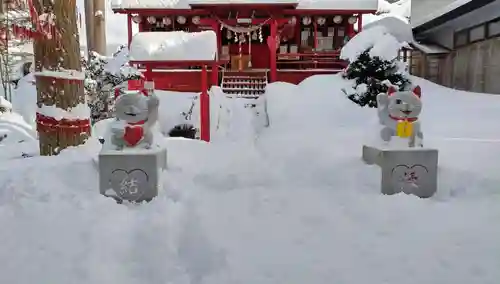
[
  {"x1": 342, "y1": 50, "x2": 412, "y2": 108},
  {"x1": 82, "y1": 45, "x2": 143, "y2": 123}
]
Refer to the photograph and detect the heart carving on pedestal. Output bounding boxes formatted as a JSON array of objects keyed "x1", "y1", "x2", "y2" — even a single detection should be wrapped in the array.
[
  {"x1": 391, "y1": 164, "x2": 429, "y2": 194},
  {"x1": 109, "y1": 169, "x2": 149, "y2": 201},
  {"x1": 124, "y1": 125, "x2": 144, "y2": 146}
]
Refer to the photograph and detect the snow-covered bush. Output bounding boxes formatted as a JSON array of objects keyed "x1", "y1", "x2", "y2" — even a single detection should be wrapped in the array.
[
  {"x1": 82, "y1": 45, "x2": 143, "y2": 123},
  {"x1": 341, "y1": 25, "x2": 412, "y2": 108}
]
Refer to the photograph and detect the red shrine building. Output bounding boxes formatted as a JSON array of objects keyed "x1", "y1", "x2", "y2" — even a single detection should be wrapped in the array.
[{"x1": 111, "y1": 0, "x2": 377, "y2": 95}]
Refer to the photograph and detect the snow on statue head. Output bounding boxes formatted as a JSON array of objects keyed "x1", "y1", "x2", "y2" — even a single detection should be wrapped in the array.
[
  {"x1": 110, "y1": 88, "x2": 159, "y2": 150},
  {"x1": 376, "y1": 85, "x2": 424, "y2": 147},
  {"x1": 115, "y1": 92, "x2": 150, "y2": 123}
]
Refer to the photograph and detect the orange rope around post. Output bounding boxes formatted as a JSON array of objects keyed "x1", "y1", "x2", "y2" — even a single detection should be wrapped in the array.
[{"x1": 200, "y1": 65, "x2": 210, "y2": 142}]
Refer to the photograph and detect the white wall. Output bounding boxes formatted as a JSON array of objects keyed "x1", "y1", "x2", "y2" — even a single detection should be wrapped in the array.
[{"x1": 417, "y1": 0, "x2": 500, "y2": 49}]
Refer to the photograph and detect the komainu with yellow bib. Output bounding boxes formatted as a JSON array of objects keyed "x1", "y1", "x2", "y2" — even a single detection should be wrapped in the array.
[{"x1": 376, "y1": 86, "x2": 424, "y2": 148}]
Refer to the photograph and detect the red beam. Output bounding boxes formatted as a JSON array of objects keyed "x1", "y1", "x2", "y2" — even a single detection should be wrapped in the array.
[
  {"x1": 199, "y1": 18, "x2": 281, "y2": 26},
  {"x1": 190, "y1": 3, "x2": 297, "y2": 9}
]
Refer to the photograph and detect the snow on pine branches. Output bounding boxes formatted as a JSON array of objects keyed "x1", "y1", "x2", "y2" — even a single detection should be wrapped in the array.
[
  {"x1": 340, "y1": 25, "x2": 412, "y2": 108},
  {"x1": 82, "y1": 45, "x2": 143, "y2": 123}
]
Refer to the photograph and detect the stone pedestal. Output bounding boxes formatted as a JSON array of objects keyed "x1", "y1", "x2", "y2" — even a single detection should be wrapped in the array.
[
  {"x1": 98, "y1": 146, "x2": 167, "y2": 202},
  {"x1": 362, "y1": 145, "x2": 438, "y2": 198}
]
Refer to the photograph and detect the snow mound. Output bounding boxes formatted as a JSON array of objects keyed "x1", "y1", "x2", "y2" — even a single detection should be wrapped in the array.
[
  {"x1": 0, "y1": 112, "x2": 37, "y2": 145},
  {"x1": 341, "y1": 25, "x2": 403, "y2": 62},
  {"x1": 0, "y1": 96, "x2": 13, "y2": 111},
  {"x1": 11, "y1": 73, "x2": 37, "y2": 128},
  {"x1": 363, "y1": 15, "x2": 414, "y2": 43}
]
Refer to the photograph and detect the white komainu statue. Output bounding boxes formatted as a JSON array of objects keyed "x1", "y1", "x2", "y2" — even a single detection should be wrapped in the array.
[
  {"x1": 377, "y1": 85, "x2": 424, "y2": 148},
  {"x1": 110, "y1": 90, "x2": 160, "y2": 150}
]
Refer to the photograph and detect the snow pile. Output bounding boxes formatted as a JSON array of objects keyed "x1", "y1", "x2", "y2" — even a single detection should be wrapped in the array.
[
  {"x1": 363, "y1": 0, "x2": 411, "y2": 26},
  {"x1": 37, "y1": 103, "x2": 91, "y2": 120},
  {"x1": 129, "y1": 31, "x2": 217, "y2": 62},
  {"x1": 0, "y1": 96, "x2": 13, "y2": 111},
  {"x1": 2, "y1": 74, "x2": 500, "y2": 284},
  {"x1": 0, "y1": 112, "x2": 37, "y2": 145},
  {"x1": 363, "y1": 15, "x2": 414, "y2": 43},
  {"x1": 34, "y1": 69, "x2": 86, "y2": 81},
  {"x1": 341, "y1": 25, "x2": 405, "y2": 62},
  {"x1": 10, "y1": 73, "x2": 37, "y2": 127}
]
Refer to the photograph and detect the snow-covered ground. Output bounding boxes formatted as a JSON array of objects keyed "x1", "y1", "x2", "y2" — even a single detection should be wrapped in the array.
[{"x1": 1, "y1": 73, "x2": 500, "y2": 284}]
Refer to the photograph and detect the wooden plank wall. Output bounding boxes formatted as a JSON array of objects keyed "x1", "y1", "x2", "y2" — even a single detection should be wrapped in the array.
[{"x1": 409, "y1": 37, "x2": 500, "y2": 94}]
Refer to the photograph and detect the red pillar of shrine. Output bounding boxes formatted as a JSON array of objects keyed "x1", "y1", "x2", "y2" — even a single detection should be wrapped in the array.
[
  {"x1": 200, "y1": 65, "x2": 211, "y2": 142},
  {"x1": 127, "y1": 14, "x2": 133, "y2": 47},
  {"x1": 268, "y1": 19, "x2": 277, "y2": 83}
]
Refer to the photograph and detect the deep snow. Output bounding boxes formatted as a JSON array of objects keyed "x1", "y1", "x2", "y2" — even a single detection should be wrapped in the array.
[{"x1": 1, "y1": 74, "x2": 500, "y2": 284}]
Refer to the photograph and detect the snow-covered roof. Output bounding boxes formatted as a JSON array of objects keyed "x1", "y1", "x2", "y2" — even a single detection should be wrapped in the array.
[
  {"x1": 411, "y1": 42, "x2": 450, "y2": 55},
  {"x1": 111, "y1": 0, "x2": 190, "y2": 9},
  {"x1": 129, "y1": 31, "x2": 217, "y2": 62},
  {"x1": 111, "y1": 0, "x2": 378, "y2": 10},
  {"x1": 412, "y1": 0, "x2": 472, "y2": 28},
  {"x1": 296, "y1": 0, "x2": 377, "y2": 10},
  {"x1": 189, "y1": 0, "x2": 298, "y2": 6}
]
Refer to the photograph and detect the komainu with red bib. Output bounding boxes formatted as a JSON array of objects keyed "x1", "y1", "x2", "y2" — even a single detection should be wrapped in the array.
[
  {"x1": 376, "y1": 85, "x2": 424, "y2": 148},
  {"x1": 110, "y1": 89, "x2": 159, "y2": 150}
]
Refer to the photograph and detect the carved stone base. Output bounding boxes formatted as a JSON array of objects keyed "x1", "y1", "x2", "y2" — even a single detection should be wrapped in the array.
[
  {"x1": 362, "y1": 145, "x2": 438, "y2": 198},
  {"x1": 98, "y1": 147, "x2": 167, "y2": 203}
]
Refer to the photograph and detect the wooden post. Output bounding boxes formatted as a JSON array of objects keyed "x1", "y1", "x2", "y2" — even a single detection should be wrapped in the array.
[
  {"x1": 269, "y1": 19, "x2": 277, "y2": 82},
  {"x1": 33, "y1": 0, "x2": 90, "y2": 156},
  {"x1": 127, "y1": 14, "x2": 133, "y2": 47},
  {"x1": 357, "y1": 14, "x2": 363, "y2": 33},
  {"x1": 211, "y1": 61, "x2": 218, "y2": 87},
  {"x1": 84, "y1": 0, "x2": 94, "y2": 54},
  {"x1": 200, "y1": 65, "x2": 210, "y2": 142},
  {"x1": 313, "y1": 19, "x2": 317, "y2": 50},
  {"x1": 93, "y1": 0, "x2": 107, "y2": 55}
]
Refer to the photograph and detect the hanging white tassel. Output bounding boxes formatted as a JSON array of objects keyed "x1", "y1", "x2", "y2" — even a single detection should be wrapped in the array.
[{"x1": 248, "y1": 32, "x2": 252, "y2": 68}]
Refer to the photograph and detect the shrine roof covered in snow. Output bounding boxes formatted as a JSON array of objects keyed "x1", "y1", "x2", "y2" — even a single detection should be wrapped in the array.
[
  {"x1": 111, "y1": 0, "x2": 378, "y2": 10},
  {"x1": 128, "y1": 31, "x2": 217, "y2": 63}
]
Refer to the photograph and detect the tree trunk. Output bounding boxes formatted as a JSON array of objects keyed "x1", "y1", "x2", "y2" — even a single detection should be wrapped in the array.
[
  {"x1": 93, "y1": 0, "x2": 106, "y2": 55},
  {"x1": 84, "y1": 0, "x2": 94, "y2": 55},
  {"x1": 33, "y1": 0, "x2": 90, "y2": 156}
]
